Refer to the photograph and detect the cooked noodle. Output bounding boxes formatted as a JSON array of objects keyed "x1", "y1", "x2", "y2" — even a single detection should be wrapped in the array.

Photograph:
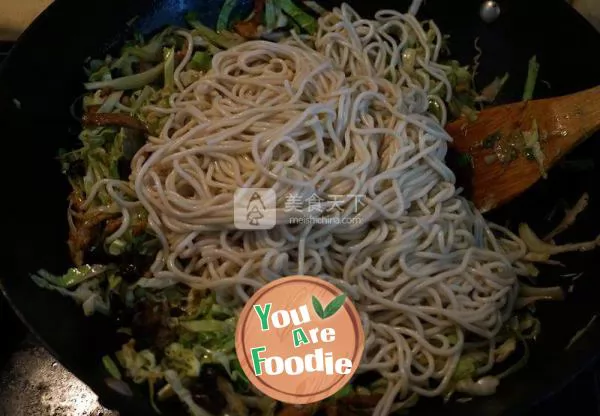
[{"x1": 79, "y1": 4, "x2": 531, "y2": 414}]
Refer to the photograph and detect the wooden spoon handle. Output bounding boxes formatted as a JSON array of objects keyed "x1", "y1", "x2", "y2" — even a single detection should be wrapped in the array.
[
  {"x1": 548, "y1": 85, "x2": 600, "y2": 151},
  {"x1": 445, "y1": 85, "x2": 600, "y2": 213}
]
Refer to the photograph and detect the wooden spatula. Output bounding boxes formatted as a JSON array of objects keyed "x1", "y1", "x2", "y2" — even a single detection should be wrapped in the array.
[{"x1": 445, "y1": 85, "x2": 600, "y2": 213}]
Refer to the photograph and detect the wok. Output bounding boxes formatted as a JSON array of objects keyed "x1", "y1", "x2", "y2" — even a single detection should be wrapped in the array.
[{"x1": 0, "y1": 0, "x2": 599, "y2": 414}]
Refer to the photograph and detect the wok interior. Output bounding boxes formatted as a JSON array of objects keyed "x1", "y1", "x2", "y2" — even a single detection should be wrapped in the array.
[{"x1": 1, "y1": 0, "x2": 599, "y2": 414}]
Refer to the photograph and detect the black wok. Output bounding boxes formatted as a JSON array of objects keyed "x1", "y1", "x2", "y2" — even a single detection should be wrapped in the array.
[{"x1": 1, "y1": 0, "x2": 599, "y2": 414}]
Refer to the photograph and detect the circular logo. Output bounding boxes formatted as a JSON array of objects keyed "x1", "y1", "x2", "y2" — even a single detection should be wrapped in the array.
[{"x1": 235, "y1": 275, "x2": 364, "y2": 404}]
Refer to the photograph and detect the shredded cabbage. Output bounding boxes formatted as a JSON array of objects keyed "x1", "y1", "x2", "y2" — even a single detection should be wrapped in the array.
[
  {"x1": 116, "y1": 341, "x2": 162, "y2": 384},
  {"x1": 98, "y1": 91, "x2": 124, "y2": 113},
  {"x1": 31, "y1": 274, "x2": 110, "y2": 316},
  {"x1": 180, "y1": 318, "x2": 234, "y2": 333},
  {"x1": 544, "y1": 193, "x2": 590, "y2": 242},
  {"x1": 35, "y1": 265, "x2": 108, "y2": 288},
  {"x1": 217, "y1": 0, "x2": 239, "y2": 31},
  {"x1": 523, "y1": 120, "x2": 546, "y2": 178},
  {"x1": 494, "y1": 338, "x2": 517, "y2": 363},
  {"x1": 123, "y1": 29, "x2": 172, "y2": 62},
  {"x1": 84, "y1": 62, "x2": 165, "y2": 91},
  {"x1": 164, "y1": 370, "x2": 215, "y2": 416},
  {"x1": 163, "y1": 47, "x2": 175, "y2": 91},
  {"x1": 519, "y1": 223, "x2": 600, "y2": 255},
  {"x1": 475, "y1": 73, "x2": 509, "y2": 103},
  {"x1": 165, "y1": 343, "x2": 202, "y2": 377},
  {"x1": 522, "y1": 55, "x2": 539, "y2": 101},
  {"x1": 451, "y1": 352, "x2": 488, "y2": 381},
  {"x1": 186, "y1": 12, "x2": 245, "y2": 49},
  {"x1": 103, "y1": 355, "x2": 123, "y2": 379},
  {"x1": 278, "y1": 0, "x2": 318, "y2": 34},
  {"x1": 455, "y1": 376, "x2": 499, "y2": 396},
  {"x1": 565, "y1": 315, "x2": 598, "y2": 350}
]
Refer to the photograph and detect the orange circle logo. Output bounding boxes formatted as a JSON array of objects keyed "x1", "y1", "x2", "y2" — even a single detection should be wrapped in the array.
[{"x1": 235, "y1": 275, "x2": 365, "y2": 404}]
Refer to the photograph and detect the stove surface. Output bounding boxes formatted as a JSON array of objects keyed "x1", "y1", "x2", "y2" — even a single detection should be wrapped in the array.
[{"x1": 0, "y1": 336, "x2": 118, "y2": 416}]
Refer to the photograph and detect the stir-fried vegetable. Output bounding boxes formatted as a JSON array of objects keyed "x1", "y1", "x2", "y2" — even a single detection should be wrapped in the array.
[
  {"x1": 452, "y1": 352, "x2": 488, "y2": 382},
  {"x1": 186, "y1": 12, "x2": 245, "y2": 49},
  {"x1": 84, "y1": 63, "x2": 165, "y2": 91},
  {"x1": 35, "y1": 265, "x2": 109, "y2": 288},
  {"x1": 123, "y1": 30, "x2": 172, "y2": 62},
  {"x1": 265, "y1": 0, "x2": 278, "y2": 29},
  {"x1": 32, "y1": 273, "x2": 111, "y2": 316},
  {"x1": 444, "y1": 60, "x2": 479, "y2": 121},
  {"x1": 217, "y1": 0, "x2": 240, "y2": 31},
  {"x1": 494, "y1": 338, "x2": 517, "y2": 363},
  {"x1": 516, "y1": 284, "x2": 564, "y2": 309},
  {"x1": 475, "y1": 73, "x2": 509, "y2": 103},
  {"x1": 103, "y1": 355, "x2": 124, "y2": 380},
  {"x1": 565, "y1": 315, "x2": 598, "y2": 350},
  {"x1": 519, "y1": 223, "x2": 600, "y2": 256},
  {"x1": 163, "y1": 47, "x2": 176, "y2": 91},
  {"x1": 544, "y1": 192, "x2": 589, "y2": 242},
  {"x1": 278, "y1": 0, "x2": 318, "y2": 34},
  {"x1": 522, "y1": 55, "x2": 540, "y2": 101},
  {"x1": 522, "y1": 119, "x2": 546, "y2": 178},
  {"x1": 495, "y1": 337, "x2": 530, "y2": 380},
  {"x1": 190, "y1": 51, "x2": 212, "y2": 71},
  {"x1": 165, "y1": 370, "x2": 214, "y2": 416},
  {"x1": 455, "y1": 376, "x2": 499, "y2": 396}
]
